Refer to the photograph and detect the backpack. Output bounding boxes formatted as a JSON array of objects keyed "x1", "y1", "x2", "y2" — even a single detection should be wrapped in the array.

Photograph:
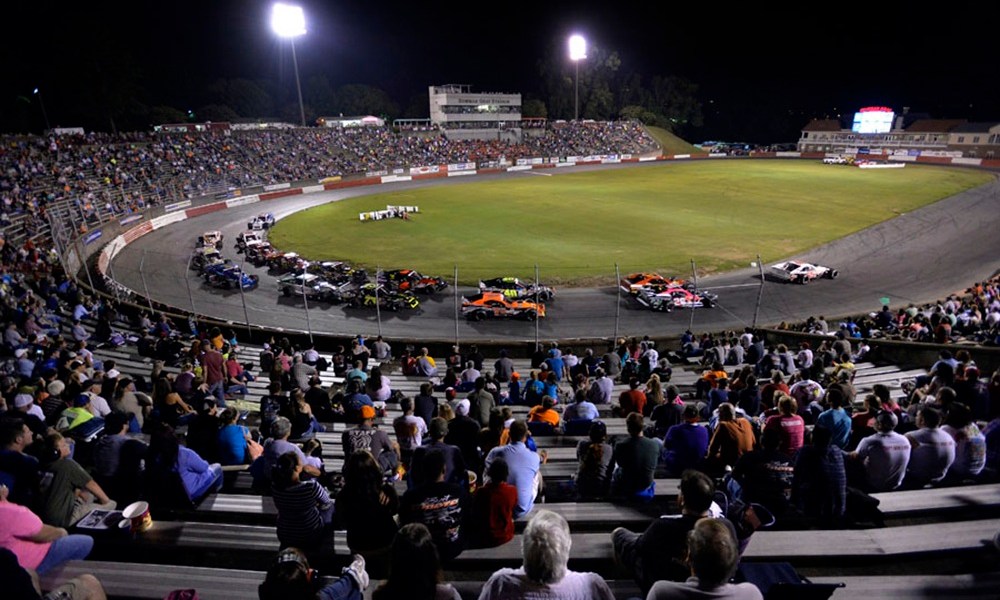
[{"x1": 259, "y1": 350, "x2": 274, "y2": 374}]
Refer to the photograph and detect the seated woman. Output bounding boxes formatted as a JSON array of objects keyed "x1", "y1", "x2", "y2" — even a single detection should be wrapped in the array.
[
  {"x1": 258, "y1": 547, "x2": 368, "y2": 600},
  {"x1": 372, "y1": 523, "x2": 461, "y2": 600},
  {"x1": 334, "y1": 451, "x2": 399, "y2": 576},
  {"x1": 574, "y1": 421, "x2": 613, "y2": 499},
  {"x1": 366, "y1": 366, "x2": 393, "y2": 403},
  {"x1": 217, "y1": 407, "x2": 253, "y2": 466},
  {"x1": 271, "y1": 451, "x2": 335, "y2": 552},
  {"x1": 286, "y1": 390, "x2": 324, "y2": 440},
  {"x1": 146, "y1": 422, "x2": 223, "y2": 505}
]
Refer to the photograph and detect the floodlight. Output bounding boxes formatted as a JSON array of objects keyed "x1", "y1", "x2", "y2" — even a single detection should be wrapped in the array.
[
  {"x1": 568, "y1": 34, "x2": 587, "y2": 61},
  {"x1": 271, "y1": 3, "x2": 306, "y2": 38},
  {"x1": 568, "y1": 34, "x2": 587, "y2": 120}
]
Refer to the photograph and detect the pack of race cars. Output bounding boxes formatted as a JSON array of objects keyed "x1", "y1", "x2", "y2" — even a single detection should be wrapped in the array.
[{"x1": 619, "y1": 272, "x2": 716, "y2": 311}]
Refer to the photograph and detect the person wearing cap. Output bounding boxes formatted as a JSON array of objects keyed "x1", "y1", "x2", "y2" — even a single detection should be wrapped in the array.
[
  {"x1": 409, "y1": 418, "x2": 467, "y2": 490},
  {"x1": 504, "y1": 371, "x2": 522, "y2": 405},
  {"x1": 56, "y1": 395, "x2": 101, "y2": 434},
  {"x1": 13, "y1": 392, "x2": 45, "y2": 422},
  {"x1": 81, "y1": 379, "x2": 112, "y2": 419},
  {"x1": 342, "y1": 379, "x2": 374, "y2": 423},
  {"x1": 15, "y1": 347, "x2": 35, "y2": 379},
  {"x1": 342, "y1": 405, "x2": 399, "y2": 477},
  {"x1": 847, "y1": 411, "x2": 911, "y2": 492}
]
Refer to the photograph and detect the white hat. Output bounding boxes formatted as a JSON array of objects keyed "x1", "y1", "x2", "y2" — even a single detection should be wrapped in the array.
[
  {"x1": 454, "y1": 398, "x2": 470, "y2": 417},
  {"x1": 14, "y1": 348, "x2": 28, "y2": 358},
  {"x1": 14, "y1": 393, "x2": 34, "y2": 408}
]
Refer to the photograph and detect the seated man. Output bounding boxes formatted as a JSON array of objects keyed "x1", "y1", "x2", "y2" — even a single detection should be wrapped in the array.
[
  {"x1": 646, "y1": 518, "x2": 763, "y2": 600},
  {"x1": 611, "y1": 412, "x2": 661, "y2": 499},
  {"x1": 848, "y1": 411, "x2": 910, "y2": 492},
  {"x1": 252, "y1": 417, "x2": 323, "y2": 490},
  {"x1": 90, "y1": 412, "x2": 148, "y2": 504},
  {"x1": 612, "y1": 469, "x2": 736, "y2": 595},
  {"x1": 399, "y1": 450, "x2": 468, "y2": 562},
  {"x1": 0, "y1": 483, "x2": 96, "y2": 575},
  {"x1": 39, "y1": 433, "x2": 116, "y2": 528},
  {"x1": 344, "y1": 406, "x2": 399, "y2": 478},
  {"x1": 483, "y1": 420, "x2": 540, "y2": 518}
]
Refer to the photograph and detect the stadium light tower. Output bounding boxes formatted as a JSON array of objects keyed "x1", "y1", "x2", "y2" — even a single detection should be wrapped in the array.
[
  {"x1": 33, "y1": 88, "x2": 51, "y2": 131},
  {"x1": 568, "y1": 34, "x2": 587, "y2": 121},
  {"x1": 271, "y1": 3, "x2": 307, "y2": 127}
]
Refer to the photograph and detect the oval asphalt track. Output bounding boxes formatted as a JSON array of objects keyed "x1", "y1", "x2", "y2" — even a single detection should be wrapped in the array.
[{"x1": 110, "y1": 162, "x2": 1000, "y2": 342}]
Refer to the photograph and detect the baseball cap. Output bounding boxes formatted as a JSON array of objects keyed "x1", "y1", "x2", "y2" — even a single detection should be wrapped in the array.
[
  {"x1": 14, "y1": 393, "x2": 34, "y2": 408},
  {"x1": 74, "y1": 394, "x2": 91, "y2": 407},
  {"x1": 360, "y1": 405, "x2": 376, "y2": 419},
  {"x1": 455, "y1": 399, "x2": 470, "y2": 416}
]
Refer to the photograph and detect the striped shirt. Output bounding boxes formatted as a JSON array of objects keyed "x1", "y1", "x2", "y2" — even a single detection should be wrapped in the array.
[{"x1": 272, "y1": 480, "x2": 332, "y2": 548}]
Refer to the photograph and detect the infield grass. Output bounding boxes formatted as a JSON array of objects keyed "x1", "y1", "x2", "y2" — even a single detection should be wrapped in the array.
[{"x1": 268, "y1": 160, "x2": 992, "y2": 286}]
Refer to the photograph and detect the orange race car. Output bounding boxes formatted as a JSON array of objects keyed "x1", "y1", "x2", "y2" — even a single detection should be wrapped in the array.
[
  {"x1": 461, "y1": 292, "x2": 546, "y2": 321},
  {"x1": 619, "y1": 272, "x2": 688, "y2": 295}
]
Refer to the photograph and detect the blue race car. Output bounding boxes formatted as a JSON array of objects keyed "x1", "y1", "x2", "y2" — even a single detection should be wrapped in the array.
[{"x1": 204, "y1": 263, "x2": 259, "y2": 290}]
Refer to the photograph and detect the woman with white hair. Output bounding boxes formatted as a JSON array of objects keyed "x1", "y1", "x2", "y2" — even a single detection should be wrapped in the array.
[{"x1": 478, "y1": 509, "x2": 614, "y2": 600}]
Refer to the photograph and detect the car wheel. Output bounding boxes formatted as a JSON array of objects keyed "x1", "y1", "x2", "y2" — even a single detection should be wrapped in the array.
[
  {"x1": 281, "y1": 287, "x2": 291, "y2": 297},
  {"x1": 827, "y1": 269, "x2": 839, "y2": 279},
  {"x1": 703, "y1": 297, "x2": 714, "y2": 308},
  {"x1": 470, "y1": 311, "x2": 485, "y2": 321},
  {"x1": 524, "y1": 311, "x2": 536, "y2": 322}
]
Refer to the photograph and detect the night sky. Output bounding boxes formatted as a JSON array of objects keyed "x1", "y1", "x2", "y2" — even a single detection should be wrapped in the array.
[{"x1": 4, "y1": 0, "x2": 997, "y2": 143}]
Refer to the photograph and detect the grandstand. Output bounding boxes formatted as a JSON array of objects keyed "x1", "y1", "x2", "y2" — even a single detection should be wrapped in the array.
[{"x1": 1, "y1": 121, "x2": 999, "y2": 599}]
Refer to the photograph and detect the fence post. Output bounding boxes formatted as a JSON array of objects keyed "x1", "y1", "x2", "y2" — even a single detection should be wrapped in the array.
[
  {"x1": 75, "y1": 236, "x2": 96, "y2": 291},
  {"x1": 375, "y1": 265, "x2": 382, "y2": 338},
  {"x1": 534, "y1": 264, "x2": 540, "y2": 348},
  {"x1": 300, "y1": 266, "x2": 314, "y2": 344},
  {"x1": 454, "y1": 265, "x2": 459, "y2": 349},
  {"x1": 614, "y1": 263, "x2": 621, "y2": 343},
  {"x1": 138, "y1": 250, "x2": 155, "y2": 315},
  {"x1": 184, "y1": 253, "x2": 197, "y2": 315},
  {"x1": 238, "y1": 254, "x2": 252, "y2": 338},
  {"x1": 689, "y1": 259, "x2": 698, "y2": 332},
  {"x1": 753, "y1": 254, "x2": 765, "y2": 329}
]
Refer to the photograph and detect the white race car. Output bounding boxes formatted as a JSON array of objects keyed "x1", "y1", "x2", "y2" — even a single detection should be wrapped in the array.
[
  {"x1": 249, "y1": 212, "x2": 276, "y2": 230},
  {"x1": 769, "y1": 261, "x2": 838, "y2": 284}
]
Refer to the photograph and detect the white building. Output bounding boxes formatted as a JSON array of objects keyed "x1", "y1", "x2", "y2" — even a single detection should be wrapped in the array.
[{"x1": 428, "y1": 84, "x2": 522, "y2": 141}]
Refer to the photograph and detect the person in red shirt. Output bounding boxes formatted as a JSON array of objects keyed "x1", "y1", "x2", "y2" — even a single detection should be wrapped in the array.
[
  {"x1": 202, "y1": 347, "x2": 226, "y2": 406},
  {"x1": 760, "y1": 371, "x2": 790, "y2": 414},
  {"x1": 469, "y1": 458, "x2": 518, "y2": 547},
  {"x1": 617, "y1": 378, "x2": 647, "y2": 417},
  {"x1": 763, "y1": 394, "x2": 805, "y2": 457}
]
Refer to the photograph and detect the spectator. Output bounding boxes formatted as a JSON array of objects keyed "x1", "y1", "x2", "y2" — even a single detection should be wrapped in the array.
[
  {"x1": 663, "y1": 405, "x2": 710, "y2": 477},
  {"x1": 792, "y1": 426, "x2": 846, "y2": 527},
  {"x1": 413, "y1": 382, "x2": 438, "y2": 425},
  {"x1": 763, "y1": 395, "x2": 805, "y2": 457},
  {"x1": 366, "y1": 366, "x2": 392, "y2": 403},
  {"x1": 409, "y1": 418, "x2": 467, "y2": 490},
  {"x1": 563, "y1": 388, "x2": 599, "y2": 423},
  {"x1": 0, "y1": 482, "x2": 95, "y2": 575},
  {"x1": 371, "y1": 336, "x2": 392, "y2": 363},
  {"x1": 646, "y1": 518, "x2": 763, "y2": 600},
  {"x1": 341, "y1": 380, "x2": 374, "y2": 424},
  {"x1": 468, "y1": 458, "x2": 518, "y2": 548},
  {"x1": 617, "y1": 377, "x2": 647, "y2": 416},
  {"x1": 469, "y1": 377, "x2": 495, "y2": 427},
  {"x1": 444, "y1": 400, "x2": 483, "y2": 477},
  {"x1": 705, "y1": 403, "x2": 755, "y2": 474},
  {"x1": 400, "y1": 450, "x2": 468, "y2": 561},
  {"x1": 587, "y1": 368, "x2": 614, "y2": 405},
  {"x1": 814, "y1": 388, "x2": 852, "y2": 450},
  {"x1": 335, "y1": 451, "x2": 399, "y2": 570},
  {"x1": 483, "y1": 420, "x2": 541, "y2": 518},
  {"x1": 145, "y1": 423, "x2": 222, "y2": 504},
  {"x1": 493, "y1": 350, "x2": 514, "y2": 383},
  {"x1": 90, "y1": 411, "x2": 147, "y2": 503},
  {"x1": 38, "y1": 432, "x2": 115, "y2": 527},
  {"x1": 942, "y1": 403, "x2": 987, "y2": 480},
  {"x1": 848, "y1": 411, "x2": 910, "y2": 492},
  {"x1": 271, "y1": 451, "x2": 335, "y2": 552},
  {"x1": 217, "y1": 407, "x2": 254, "y2": 466},
  {"x1": 731, "y1": 428, "x2": 795, "y2": 517},
  {"x1": 903, "y1": 406, "x2": 955, "y2": 487},
  {"x1": 0, "y1": 547, "x2": 107, "y2": 600},
  {"x1": 343, "y1": 405, "x2": 399, "y2": 478},
  {"x1": 528, "y1": 395, "x2": 561, "y2": 428},
  {"x1": 611, "y1": 412, "x2": 660, "y2": 499},
  {"x1": 574, "y1": 421, "x2": 613, "y2": 499},
  {"x1": 612, "y1": 470, "x2": 735, "y2": 594},
  {"x1": 372, "y1": 523, "x2": 460, "y2": 600},
  {"x1": 479, "y1": 510, "x2": 614, "y2": 600},
  {"x1": 258, "y1": 547, "x2": 368, "y2": 600},
  {"x1": 415, "y1": 348, "x2": 438, "y2": 377},
  {"x1": 392, "y1": 396, "x2": 427, "y2": 469}
]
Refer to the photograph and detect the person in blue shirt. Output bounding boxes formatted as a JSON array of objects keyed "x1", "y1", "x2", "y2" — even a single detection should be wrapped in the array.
[
  {"x1": 814, "y1": 389, "x2": 852, "y2": 449},
  {"x1": 217, "y1": 407, "x2": 252, "y2": 465}
]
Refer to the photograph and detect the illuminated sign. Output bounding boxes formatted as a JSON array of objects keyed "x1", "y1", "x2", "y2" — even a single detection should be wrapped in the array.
[{"x1": 852, "y1": 107, "x2": 895, "y2": 134}]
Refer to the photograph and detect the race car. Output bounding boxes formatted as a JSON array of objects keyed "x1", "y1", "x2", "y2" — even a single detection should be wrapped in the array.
[
  {"x1": 479, "y1": 277, "x2": 554, "y2": 302},
  {"x1": 462, "y1": 292, "x2": 546, "y2": 321},
  {"x1": 350, "y1": 283, "x2": 420, "y2": 311},
  {"x1": 197, "y1": 230, "x2": 224, "y2": 249},
  {"x1": 276, "y1": 273, "x2": 339, "y2": 301},
  {"x1": 822, "y1": 155, "x2": 848, "y2": 165},
  {"x1": 248, "y1": 212, "x2": 276, "y2": 230},
  {"x1": 769, "y1": 261, "x2": 839, "y2": 284},
  {"x1": 380, "y1": 269, "x2": 448, "y2": 294},
  {"x1": 267, "y1": 252, "x2": 308, "y2": 274},
  {"x1": 619, "y1": 272, "x2": 688, "y2": 295},
  {"x1": 635, "y1": 286, "x2": 716, "y2": 311},
  {"x1": 236, "y1": 230, "x2": 265, "y2": 253},
  {"x1": 246, "y1": 242, "x2": 278, "y2": 267},
  {"x1": 191, "y1": 247, "x2": 225, "y2": 272},
  {"x1": 204, "y1": 264, "x2": 259, "y2": 290}
]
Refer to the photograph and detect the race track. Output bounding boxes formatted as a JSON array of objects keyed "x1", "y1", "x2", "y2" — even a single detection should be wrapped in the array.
[{"x1": 109, "y1": 162, "x2": 1000, "y2": 342}]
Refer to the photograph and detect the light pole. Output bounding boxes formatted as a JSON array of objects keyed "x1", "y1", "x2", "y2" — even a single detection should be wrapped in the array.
[
  {"x1": 271, "y1": 3, "x2": 307, "y2": 127},
  {"x1": 33, "y1": 88, "x2": 51, "y2": 131},
  {"x1": 568, "y1": 34, "x2": 587, "y2": 121}
]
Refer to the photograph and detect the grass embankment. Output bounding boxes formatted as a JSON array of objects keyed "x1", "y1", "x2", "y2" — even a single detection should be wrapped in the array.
[
  {"x1": 645, "y1": 126, "x2": 701, "y2": 156},
  {"x1": 269, "y1": 161, "x2": 991, "y2": 286}
]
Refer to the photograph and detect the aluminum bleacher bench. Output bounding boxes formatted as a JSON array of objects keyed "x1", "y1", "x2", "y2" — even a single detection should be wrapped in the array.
[{"x1": 40, "y1": 561, "x2": 266, "y2": 600}]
